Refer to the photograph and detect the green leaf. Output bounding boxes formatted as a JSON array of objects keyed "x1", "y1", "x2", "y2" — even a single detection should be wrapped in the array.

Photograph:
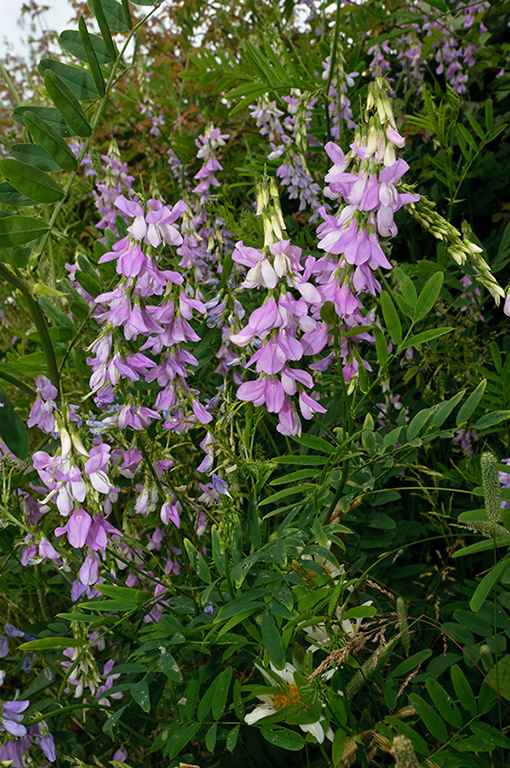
[
  {"x1": 470, "y1": 558, "x2": 510, "y2": 612},
  {"x1": 385, "y1": 715, "x2": 430, "y2": 756},
  {"x1": 395, "y1": 293, "x2": 414, "y2": 319},
  {"x1": 394, "y1": 268, "x2": 417, "y2": 306},
  {"x1": 389, "y1": 649, "x2": 432, "y2": 678},
  {"x1": 453, "y1": 537, "x2": 510, "y2": 558},
  {"x1": 44, "y1": 71, "x2": 92, "y2": 137},
  {"x1": 38, "y1": 59, "x2": 99, "y2": 101},
  {"x1": 0, "y1": 385, "x2": 29, "y2": 460},
  {"x1": 470, "y1": 721, "x2": 510, "y2": 748},
  {"x1": 89, "y1": 0, "x2": 119, "y2": 61},
  {"x1": 425, "y1": 679, "x2": 463, "y2": 728},
  {"x1": 261, "y1": 609, "x2": 285, "y2": 669},
  {"x1": 0, "y1": 215, "x2": 48, "y2": 247},
  {"x1": 430, "y1": 390, "x2": 466, "y2": 428},
  {"x1": 78, "y1": 17, "x2": 106, "y2": 97},
  {"x1": 75, "y1": 270, "x2": 101, "y2": 297},
  {"x1": 131, "y1": 680, "x2": 150, "y2": 712},
  {"x1": 456, "y1": 126, "x2": 471, "y2": 162},
  {"x1": 212, "y1": 666, "x2": 233, "y2": 720},
  {"x1": 272, "y1": 454, "x2": 325, "y2": 466},
  {"x1": 165, "y1": 722, "x2": 200, "y2": 760},
  {"x1": 0, "y1": 182, "x2": 37, "y2": 206},
  {"x1": 400, "y1": 327, "x2": 453, "y2": 350},
  {"x1": 102, "y1": 705, "x2": 127, "y2": 737},
  {"x1": 59, "y1": 29, "x2": 112, "y2": 65},
  {"x1": 89, "y1": 0, "x2": 130, "y2": 32},
  {"x1": 120, "y1": 0, "x2": 133, "y2": 29},
  {"x1": 24, "y1": 112, "x2": 78, "y2": 171},
  {"x1": 273, "y1": 586, "x2": 293, "y2": 612},
  {"x1": 407, "y1": 407, "x2": 434, "y2": 441},
  {"x1": 259, "y1": 483, "x2": 316, "y2": 507},
  {"x1": 475, "y1": 410, "x2": 510, "y2": 430},
  {"x1": 450, "y1": 665, "x2": 477, "y2": 715},
  {"x1": 95, "y1": 585, "x2": 146, "y2": 601},
  {"x1": 19, "y1": 636, "x2": 85, "y2": 650},
  {"x1": 374, "y1": 326, "x2": 389, "y2": 366},
  {"x1": 260, "y1": 726, "x2": 305, "y2": 751},
  {"x1": 465, "y1": 114, "x2": 485, "y2": 141},
  {"x1": 409, "y1": 693, "x2": 448, "y2": 742},
  {"x1": 9, "y1": 143, "x2": 60, "y2": 172},
  {"x1": 424, "y1": 0, "x2": 448, "y2": 11},
  {"x1": 197, "y1": 677, "x2": 218, "y2": 721},
  {"x1": 380, "y1": 290, "x2": 402, "y2": 345},
  {"x1": 455, "y1": 379, "x2": 486, "y2": 426},
  {"x1": 79, "y1": 599, "x2": 137, "y2": 612},
  {"x1": 226, "y1": 724, "x2": 240, "y2": 752},
  {"x1": 414, "y1": 272, "x2": 444, "y2": 322},
  {"x1": 196, "y1": 552, "x2": 211, "y2": 583},
  {"x1": 0, "y1": 159, "x2": 65, "y2": 203},
  {"x1": 217, "y1": 609, "x2": 258, "y2": 637},
  {"x1": 270, "y1": 468, "x2": 317, "y2": 486},
  {"x1": 13, "y1": 105, "x2": 75, "y2": 137},
  {"x1": 342, "y1": 605, "x2": 378, "y2": 620},
  {"x1": 332, "y1": 729, "x2": 347, "y2": 764},
  {"x1": 485, "y1": 99, "x2": 493, "y2": 131},
  {"x1": 205, "y1": 723, "x2": 217, "y2": 752}
]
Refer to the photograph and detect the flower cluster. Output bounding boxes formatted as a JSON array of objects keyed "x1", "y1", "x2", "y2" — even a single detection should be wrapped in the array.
[
  {"x1": 304, "y1": 77, "x2": 419, "y2": 382},
  {"x1": 230, "y1": 180, "x2": 326, "y2": 435}
]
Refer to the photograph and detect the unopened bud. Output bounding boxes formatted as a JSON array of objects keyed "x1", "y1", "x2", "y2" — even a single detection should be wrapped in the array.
[{"x1": 60, "y1": 428, "x2": 72, "y2": 459}]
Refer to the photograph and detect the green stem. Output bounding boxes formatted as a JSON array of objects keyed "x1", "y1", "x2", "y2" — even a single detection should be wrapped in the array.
[
  {"x1": 0, "y1": 370, "x2": 36, "y2": 397},
  {"x1": 325, "y1": 0, "x2": 342, "y2": 99},
  {"x1": 0, "y1": 60, "x2": 22, "y2": 106},
  {"x1": 26, "y1": 701, "x2": 108, "y2": 726},
  {"x1": 0, "y1": 261, "x2": 61, "y2": 397},
  {"x1": 224, "y1": 550, "x2": 235, "y2": 598}
]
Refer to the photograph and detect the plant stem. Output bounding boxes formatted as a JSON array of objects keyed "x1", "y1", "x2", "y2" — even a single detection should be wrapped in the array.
[
  {"x1": 0, "y1": 60, "x2": 22, "y2": 106},
  {"x1": 0, "y1": 261, "x2": 61, "y2": 397}
]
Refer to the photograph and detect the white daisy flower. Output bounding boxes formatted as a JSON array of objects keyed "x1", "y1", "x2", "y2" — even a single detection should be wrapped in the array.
[
  {"x1": 244, "y1": 663, "x2": 334, "y2": 744},
  {"x1": 301, "y1": 601, "x2": 373, "y2": 651}
]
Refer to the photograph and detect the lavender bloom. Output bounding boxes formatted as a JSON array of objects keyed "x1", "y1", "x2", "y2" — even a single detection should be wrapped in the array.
[
  {"x1": 27, "y1": 375, "x2": 58, "y2": 435},
  {"x1": 0, "y1": 637, "x2": 8, "y2": 658},
  {"x1": 499, "y1": 458, "x2": 510, "y2": 508},
  {"x1": 0, "y1": 700, "x2": 29, "y2": 737},
  {"x1": 211, "y1": 474, "x2": 231, "y2": 497}
]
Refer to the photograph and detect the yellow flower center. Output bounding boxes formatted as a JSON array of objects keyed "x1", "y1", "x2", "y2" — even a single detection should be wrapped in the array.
[{"x1": 273, "y1": 685, "x2": 301, "y2": 710}]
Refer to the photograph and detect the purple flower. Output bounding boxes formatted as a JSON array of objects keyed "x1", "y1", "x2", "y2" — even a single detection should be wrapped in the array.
[
  {"x1": 161, "y1": 501, "x2": 180, "y2": 528},
  {"x1": 0, "y1": 700, "x2": 29, "y2": 737},
  {"x1": 211, "y1": 474, "x2": 230, "y2": 496},
  {"x1": 0, "y1": 636, "x2": 9, "y2": 657}
]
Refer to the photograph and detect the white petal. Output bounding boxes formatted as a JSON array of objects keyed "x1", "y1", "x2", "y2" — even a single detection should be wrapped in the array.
[
  {"x1": 300, "y1": 720, "x2": 324, "y2": 743},
  {"x1": 244, "y1": 703, "x2": 276, "y2": 724}
]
